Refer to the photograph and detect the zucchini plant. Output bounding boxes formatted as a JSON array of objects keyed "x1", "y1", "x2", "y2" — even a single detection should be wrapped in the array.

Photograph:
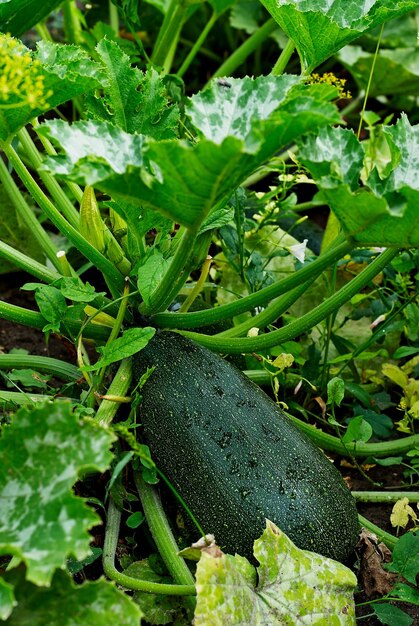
[{"x1": 0, "y1": 0, "x2": 418, "y2": 624}]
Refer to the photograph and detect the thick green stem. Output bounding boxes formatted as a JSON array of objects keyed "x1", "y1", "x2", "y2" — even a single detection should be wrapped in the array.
[
  {"x1": 0, "y1": 153, "x2": 59, "y2": 270},
  {"x1": 353, "y1": 492, "x2": 419, "y2": 503},
  {"x1": 33, "y1": 121, "x2": 83, "y2": 203},
  {"x1": 62, "y1": 0, "x2": 83, "y2": 44},
  {"x1": 0, "y1": 239, "x2": 61, "y2": 283},
  {"x1": 287, "y1": 413, "x2": 419, "y2": 458},
  {"x1": 0, "y1": 300, "x2": 110, "y2": 343},
  {"x1": 103, "y1": 498, "x2": 196, "y2": 595},
  {"x1": 151, "y1": 0, "x2": 188, "y2": 71},
  {"x1": 108, "y1": 0, "x2": 119, "y2": 35},
  {"x1": 179, "y1": 248, "x2": 398, "y2": 353},
  {"x1": 218, "y1": 279, "x2": 317, "y2": 339},
  {"x1": 141, "y1": 228, "x2": 198, "y2": 315},
  {"x1": 134, "y1": 473, "x2": 196, "y2": 610},
  {"x1": 152, "y1": 239, "x2": 351, "y2": 329},
  {"x1": 18, "y1": 127, "x2": 80, "y2": 229},
  {"x1": 271, "y1": 39, "x2": 296, "y2": 76},
  {"x1": 211, "y1": 18, "x2": 278, "y2": 80},
  {"x1": 177, "y1": 12, "x2": 218, "y2": 78},
  {"x1": 95, "y1": 359, "x2": 132, "y2": 427},
  {"x1": 358, "y1": 515, "x2": 397, "y2": 550},
  {"x1": 0, "y1": 354, "x2": 80, "y2": 381},
  {"x1": 0, "y1": 390, "x2": 75, "y2": 406},
  {"x1": 2, "y1": 142, "x2": 124, "y2": 297}
]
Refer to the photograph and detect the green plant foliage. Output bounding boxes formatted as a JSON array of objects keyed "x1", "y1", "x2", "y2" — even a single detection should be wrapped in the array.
[
  {"x1": 260, "y1": 0, "x2": 419, "y2": 72},
  {"x1": 373, "y1": 603, "x2": 414, "y2": 626},
  {"x1": 0, "y1": 0, "x2": 62, "y2": 37},
  {"x1": 194, "y1": 520, "x2": 357, "y2": 625},
  {"x1": 125, "y1": 560, "x2": 189, "y2": 624},
  {"x1": 0, "y1": 38, "x2": 105, "y2": 141},
  {"x1": 41, "y1": 79, "x2": 339, "y2": 230},
  {"x1": 339, "y1": 46, "x2": 419, "y2": 97},
  {"x1": 0, "y1": 401, "x2": 115, "y2": 586},
  {"x1": 85, "y1": 38, "x2": 179, "y2": 139},
  {"x1": 386, "y1": 531, "x2": 419, "y2": 584},
  {"x1": 3, "y1": 569, "x2": 142, "y2": 625},
  {"x1": 298, "y1": 116, "x2": 419, "y2": 247},
  {"x1": 83, "y1": 327, "x2": 156, "y2": 371}
]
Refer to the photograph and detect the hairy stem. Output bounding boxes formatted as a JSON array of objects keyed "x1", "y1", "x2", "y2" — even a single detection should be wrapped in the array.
[
  {"x1": 152, "y1": 238, "x2": 352, "y2": 329},
  {"x1": 353, "y1": 492, "x2": 419, "y2": 503},
  {"x1": 271, "y1": 39, "x2": 296, "y2": 76},
  {"x1": 180, "y1": 248, "x2": 398, "y2": 353},
  {"x1": 211, "y1": 18, "x2": 278, "y2": 80},
  {"x1": 95, "y1": 359, "x2": 132, "y2": 427},
  {"x1": 177, "y1": 11, "x2": 218, "y2": 78},
  {"x1": 134, "y1": 473, "x2": 196, "y2": 609},
  {"x1": 358, "y1": 515, "x2": 397, "y2": 550},
  {"x1": 103, "y1": 498, "x2": 196, "y2": 595},
  {"x1": 0, "y1": 354, "x2": 80, "y2": 381}
]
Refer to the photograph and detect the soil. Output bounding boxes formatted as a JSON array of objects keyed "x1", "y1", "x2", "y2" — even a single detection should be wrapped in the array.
[{"x1": 1, "y1": 272, "x2": 418, "y2": 625}]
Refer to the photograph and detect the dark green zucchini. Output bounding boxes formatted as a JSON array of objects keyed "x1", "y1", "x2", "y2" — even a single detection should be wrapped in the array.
[{"x1": 134, "y1": 331, "x2": 359, "y2": 563}]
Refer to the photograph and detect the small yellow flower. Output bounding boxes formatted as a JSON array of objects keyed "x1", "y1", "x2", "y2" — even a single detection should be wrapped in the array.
[
  {"x1": 306, "y1": 72, "x2": 351, "y2": 100},
  {"x1": 0, "y1": 33, "x2": 51, "y2": 111}
]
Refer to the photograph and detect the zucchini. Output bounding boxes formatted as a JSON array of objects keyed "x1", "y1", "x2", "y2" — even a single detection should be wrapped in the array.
[{"x1": 135, "y1": 331, "x2": 360, "y2": 563}]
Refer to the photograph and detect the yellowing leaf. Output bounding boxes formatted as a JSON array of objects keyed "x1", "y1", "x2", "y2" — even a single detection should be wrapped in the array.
[
  {"x1": 390, "y1": 498, "x2": 418, "y2": 532},
  {"x1": 272, "y1": 352, "x2": 294, "y2": 372},
  {"x1": 194, "y1": 520, "x2": 357, "y2": 625},
  {"x1": 382, "y1": 363, "x2": 409, "y2": 389}
]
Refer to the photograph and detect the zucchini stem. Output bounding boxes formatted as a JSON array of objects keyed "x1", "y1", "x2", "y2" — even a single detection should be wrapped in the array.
[
  {"x1": 103, "y1": 498, "x2": 196, "y2": 596},
  {"x1": 134, "y1": 473, "x2": 196, "y2": 611},
  {"x1": 180, "y1": 248, "x2": 399, "y2": 353}
]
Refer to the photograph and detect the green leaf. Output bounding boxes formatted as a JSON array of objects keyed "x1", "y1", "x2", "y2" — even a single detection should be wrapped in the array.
[
  {"x1": 125, "y1": 559, "x2": 188, "y2": 624},
  {"x1": 386, "y1": 531, "x2": 419, "y2": 584},
  {"x1": 339, "y1": 45, "x2": 419, "y2": 97},
  {"x1": 0, "y1": 577, "x2": 16, "y2": 621},
  {"x1": 391, "y1": 582, "x2": 419, "y2": 605},
  {"x1": 194, "y1": 520, "x2": 357, "y2": 625},
  {"x1": 137, "y1": 252, "x2": 170, "y2": 307},
  {"x1": 86, "y1": 38, "x2": 179, "y2": 139},
  {"x1": 259, "y1": 0, "x2": 419, "y2": 72},
  {"x1": 6, "y1": 369, "x2": 49, "y2": 390},
  {"x1": 84, "y1": 327, "x2": 156, "y2": 371},
  {"x1": 41, "y1": 82, "x2": 339, "y2": 229},
  {"x1": 0, "y1": 38, "x2": 104, "y2": 141},
  {"x1": 39, "y1": 119, "x2": 145, "y2": 184},
  {"x1": 3, "y1": 569, "x2": 142, "y2": 625},
  {"x1": 34, "y1": 285, "x2": 67, "y2": 333},
  {"x1": 342, "y1": 416, "x2": 373, "y2": 444},
  {"x1": 126, "y1": 511, "x2": 145, "y2": 529},
  {"x1": 0, "y1": 0, "x2": 62, "y2": 36},
  {"x1": 327, "y1": 376, "x2": 345, "y2": 406},
  {"x1": 298, "y1": 118, "x2": 419, "y2": 247},
  {"x1": 298, "y1": 126, "x2": 365, "y2": 191},
  {"x1": 373, "y1": 603, "x2": 413, "y2": 626},
  {"x1": 58, "y1": 278, "x2": 101, "y2": 303},
  {"x1": 186, "y1": 74, "x2": 299, "y2": 146},
  {"x1": 0, "y1": 401, "x2": 115, "y2": 585}
]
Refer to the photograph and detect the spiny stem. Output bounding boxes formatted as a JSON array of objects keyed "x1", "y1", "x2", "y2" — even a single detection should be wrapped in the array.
[
  {"x1": 17, "y1": 127, "x2": 80, "y2": 228},
  {"x1": 353, "y1": 492, "x2": 419, "y2": 503},
  {"x1": 0, "y1": 239, "x2": 61, "y2": 283},
  {"x1": 2, "y1": 142, "x2": 124, "y2": 297},
  {"x1": 103, "y1": 498, "x2": 196, "y2": 595},
  {"x1": 134, "y1": 473, "x2": 196, "y2": 611},
  {"x1": 152, "y1": 238, "x2": 352, "y2": 329},
  {"x1": 177, "y1": 12, "x2": 218, "y2": 78},
  {"x1": 0, "y1": 152, "x2": 60, "y2": 270},
  {"x1": 358, "y1": 514, "x2": 397, "y2": 550},
  {"x1": 271, "y1": 39, "x2": 296, "y2": 76},
  {"x1": 211, "y1": 18, "x2": 278, "y2": 80},
  {"x1": 0, "y1": 354, "x2": 80, "y2": 381},
  {"x1": 95, "y1": 359, "x2": 132, "y2": 427},
  {"x1": 180, "y1": 248, "x2": 398, "y2": 353}
]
